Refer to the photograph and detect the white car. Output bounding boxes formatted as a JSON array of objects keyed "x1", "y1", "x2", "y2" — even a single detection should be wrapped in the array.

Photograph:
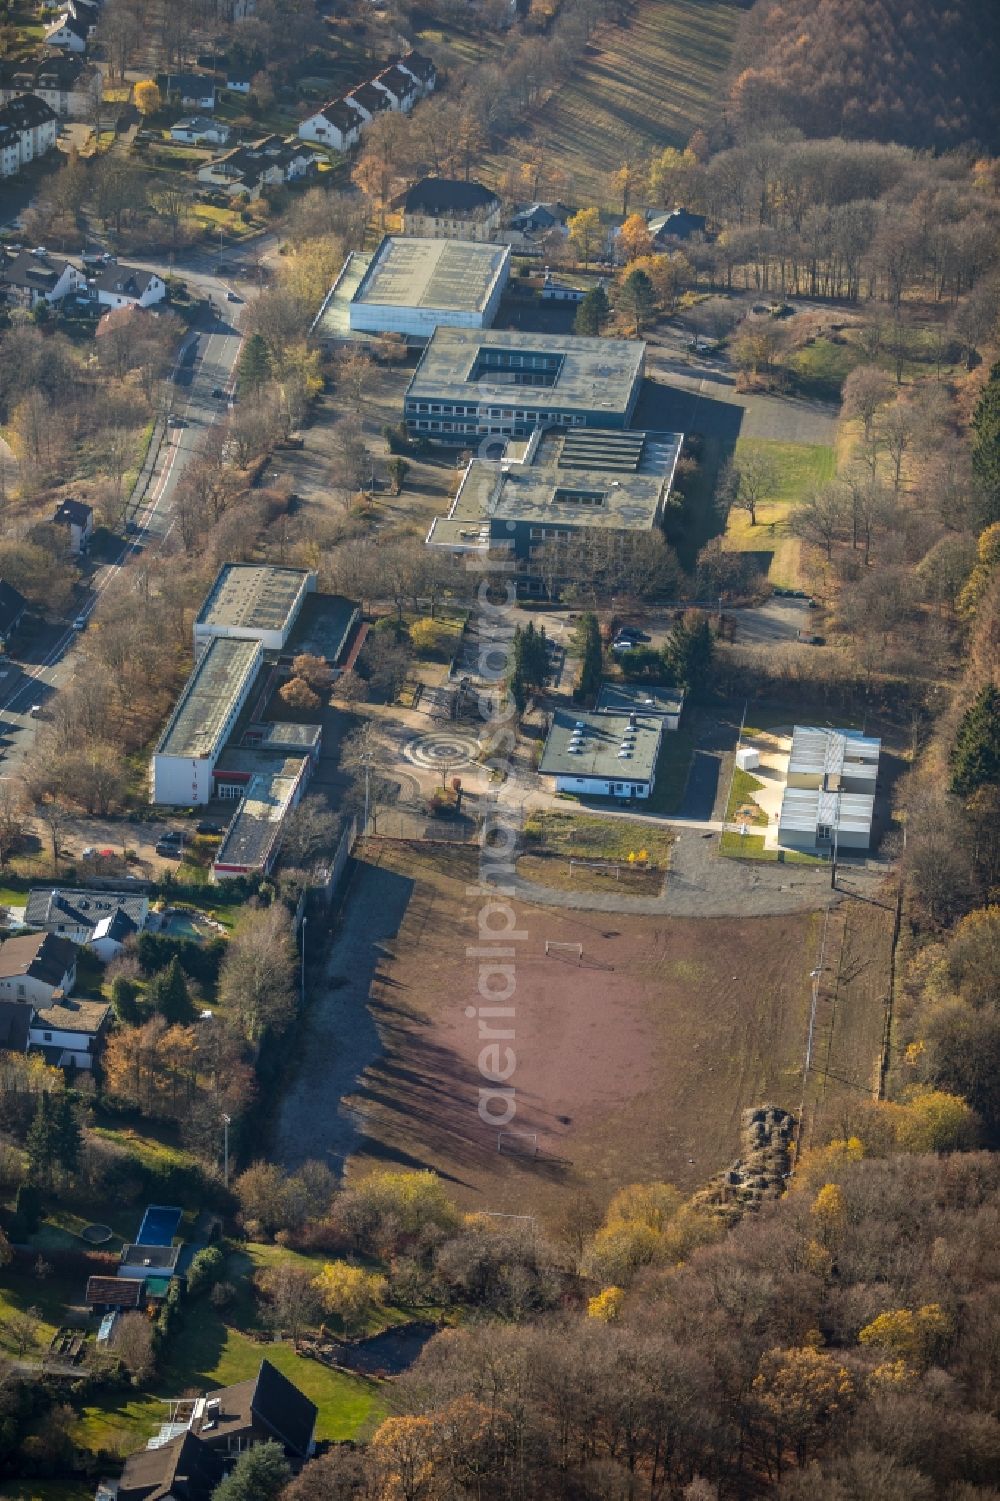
[{"x1": 72, "y1": 613, "x2": 88, "y2": 630}]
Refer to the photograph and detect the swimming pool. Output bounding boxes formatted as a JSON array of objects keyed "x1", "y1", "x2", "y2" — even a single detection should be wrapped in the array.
[
  {"x1": 135, "y1": 1205, "x2": 182, "y2": 1246},
  {"x1": 159, "y1": 909, "x2": 208, "y2": 941}
]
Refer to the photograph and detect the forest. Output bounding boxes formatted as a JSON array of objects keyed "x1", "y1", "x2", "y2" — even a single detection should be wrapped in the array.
[{"x1": 728, "y1": 0, "x2": 1000, "y2": 151}]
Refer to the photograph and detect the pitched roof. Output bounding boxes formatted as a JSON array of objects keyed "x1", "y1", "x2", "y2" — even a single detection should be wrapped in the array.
[
  {"x1": 0, "y1": 92, "x2": 59, "y2": 130},
  {"x1": 0, "y1": 931, "x2": 77, "y2": 986},
  {"x1": 118, "y1": 1430, "x2": 223, "y2": 1501},
  {"x1": 401, "y1": 177, "x2": 499, "y2": 215},
  {"x1": 399, "y1": 49, "x2": 436, "y2": 83},
  {"x1": 92, "y1": 909, "x2": 138, "y2": 944},
  {"x1": 375, "y1": 63, "x2": 417, "y2": 99},
  {"x1": 0, "y1": 579, "x2": 27, "y2": 634},
  {"x1": 85, "y1": 1276, "x2": 144, "y2": 1308},
  {"x1": 53, "y1": 497, "x2": 93, "y2": 527},
  {"x1": 196, "y1": 1359, "x2": 317, "y2": 1457},
  {"x1": 91, "y1": 263, "x2": 161, "y2": 298},
  {"x1": 46, "y1": 11, "x2": 90, "y2": 43},
  {"x1": 0, "y1": 248, "x2": 74, "y2": 293},
  {"x1": 31, "y1": 995, "x2": 110, "y2": 1034},
  {"x1": 172, "y1": 114, "x2": 220, "y2": 133},
  {"x1": 349, "y1": 80, "x2": 393, "y2": 113},
  {"x1": 312, "y1": 96, "x2": 366, "y2": 132}
]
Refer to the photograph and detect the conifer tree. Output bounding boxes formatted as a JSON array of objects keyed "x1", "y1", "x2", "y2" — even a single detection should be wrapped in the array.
[{"x1": 951, "y1": 684, "x2": 1000, "y2": 797}]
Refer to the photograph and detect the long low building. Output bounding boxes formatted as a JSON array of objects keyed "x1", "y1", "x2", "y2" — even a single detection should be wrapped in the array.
[
  {"x1": 194, "y1": 563, "x2": 316, "y2": 652},
  {"x1": 405, "y1": 328, "x2": 645, "y2": 441},
  {"x1": 539, "y1": 709, "x2": 664, "y2": 800},
  {"x1": 152, "y1": 637, "x2": 263, "y2": 806},
  {"x1": 777, "y1": 725, "x2": 880, "y2": 853}
]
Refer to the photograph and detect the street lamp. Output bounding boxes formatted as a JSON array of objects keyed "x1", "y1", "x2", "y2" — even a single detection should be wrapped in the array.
[{"x1": 222, "y1": 1113, "x2": 231, "y2": 1188}]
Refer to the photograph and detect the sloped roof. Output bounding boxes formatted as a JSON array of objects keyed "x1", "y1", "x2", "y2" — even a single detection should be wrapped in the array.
[
  {"x1": 402, "y1": 177, "x2": 498, "y2": 216},
  {"x1": 0, "y1": 579, "x2": 27, "y2": 634},
  {"x1": 196, "y1": 1359, "x2": 317, "y2": 1457},
  {"x1": 31, "y1": 996, "x2": 109, "y2": 1034},
  {"x1": 118, "y1": 1430, "x2": 223, "y2": 1501},
  {"x1": 86, "y1": 1276, "x2": 143, "y2": 1308},
  {"x1": 0, "y1": 92, "x2": 59, "y2": 130},
  {"x1": 91, "y1": 263, "x2": 160, "y2": 298},
  {"x1": 53, "y1": 497, "x2": 93, "y2": 527},
  {"x1": 0, "y1": 1001, "x2": 29, "y2": 1051},
  {"x1": 0, "y1": 931, "x2": 78, "y2": 986}
]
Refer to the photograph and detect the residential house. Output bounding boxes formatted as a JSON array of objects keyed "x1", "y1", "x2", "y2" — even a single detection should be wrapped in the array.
[
  {"x1": 170, "y1": 115, "x2": 230, "y2": 146},
  {"x1": 372, "y1": 63, "x2": 418, "y2": 113},
  {"x1": 0, "y1": 247, "x2": 83, "y2": 303},
  {"x1": 189, "y1": 1360, "x2": 317, "y2": 1460},
  {"x1": 226, "y1": 70, "x2": 252, "y2": 95},
  {"x1": 346, "y1": 80, "x2": 393, "y2": 124},
  {"x1": 197, "y1": 135, "x2": 316, "y2": 199},
  {"x1": 539, "y1": 270, "x2": 588, "y2": 302},
  {"x1": 109, "y1": 1430, "x2": 224, "y2": 1501},
  {"x1": 0, "y1": 580, "x2": 27, "y2": 648},
  {"x1": 24, "y1": 886, "x2": 149, "y2": 946},
  {"x1": 648, "y1": 207, "x2": 708, "y2": 243},
  {"x1": 0, "y1": 93, "x2": 59, "y2": 177},
  {"x1": 508, "y1": 201, "x2": 569, "y2": 236},
  {"x1": 52, "y1": 496, "x2": 94, "y2": 554},
  {"x1": 398, "y1": 177, "x2": 502, "y2": 242},
  {"x1": 0, "y1": 54, "x2": 100, "y2": 118},
  {"x1": 91, "y1": 264, "x2": 166, "y2": 309},
  {"x1": 298, "y1": 50, "x2": 435, "y2": 153},
  {"x1": 297, "y1": 96, "x2": 367, "y2": 153},
  {"x1": 0, "y1": 932, "x2": 78, "y2": 1005},
  {"x1": 44, "y1": 11, "x2": 89, "y2": 52},
  {"x1": 159, "y1": 73, "x2": 217, "y2": 111},
  {"x1": 85, "y1": 1277, "x2": 145, "y2": 1313},
  {"x1": 28, "y1": 993, "x2": 110, "y2": 1069},
  {"x1": 118, "y1": 1242, "x2": 182, "y2": 1281},
  {"x1": 90, "y1": 910, "x2": 140, "y2": 961},
  {"x1": 397, "y1": 50, "x2": 437, "y2": 96}
]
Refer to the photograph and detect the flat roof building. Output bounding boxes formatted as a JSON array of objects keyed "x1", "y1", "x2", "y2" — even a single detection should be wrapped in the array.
[
  {"x1": 778, "y1": 725, "x2": 880, "y2": 853},
  {"x1": 194, "y1": 564, "x2": 315, "y2": 651},
  {"x1": 405, "y1": 328, "x2": 645, "y2": 441},
  {"x1": 426, "y1": 425, "x2": 680, "y2": 590},
  {"x1": 596, "y1": 681, "x2": 685, "y2": 731},
  {"x1": 153, "y1": 637, "x2": 263, "y2": 806},
  {"x1": 539, "y1": 709, "x2": 664, "y2": 800},
  {"x1": 313, "y1": 235, "x2": 510, "y2": 342},
  {"x1": 211, "y1": 758, "x2": 311, "y2": 880}
]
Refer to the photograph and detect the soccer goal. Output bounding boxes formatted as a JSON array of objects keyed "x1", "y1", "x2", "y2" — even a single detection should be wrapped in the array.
[
  {"x1": 497, "y1": 1130, "x2": 539, "y2": 1157},
  {"x1": 544, "y1": 940, "x2": 583, "y2": 961}
]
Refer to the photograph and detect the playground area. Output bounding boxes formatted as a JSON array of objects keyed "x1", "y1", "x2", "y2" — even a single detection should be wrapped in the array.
[{"x1": 340, "y1": 843, "x2": 826, "y2": 1222}]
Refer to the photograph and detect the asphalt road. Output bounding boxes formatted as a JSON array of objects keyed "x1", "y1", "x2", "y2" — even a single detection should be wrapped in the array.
[{"x1": 0, "y1": 248, "x2": 263, "y2": 780}]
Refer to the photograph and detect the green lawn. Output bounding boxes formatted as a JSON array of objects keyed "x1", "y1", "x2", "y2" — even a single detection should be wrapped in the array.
[
  {"x1": 784, "y1": 337, "x2": 859, "y2": 401},
  {"x1": 720, "y1": 830, "x2": 824, "y2": 864},
  {"x1": 724, "y1": 438, "x2": 837, "y2": 589},
  {"x1": 0, "y1": 1269, "x2": 81, "y2": 1358},
  {"x1": 522, "y1": 809, "x2": 674, "y2": 866},
  {"x1": 73, "y1": 1244, "x2": 391, "y2": 1455},
  {"x1": 725, "y1": 767, "x2": 768, "y2": 826}
]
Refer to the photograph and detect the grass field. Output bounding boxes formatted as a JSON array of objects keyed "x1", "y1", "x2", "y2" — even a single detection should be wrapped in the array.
[
  {"x1": 341, "y1": 842, "x2": 823, "y2": 1221},
  {"x1": 522, "y1": 809, "x2": 675, "y2": 865},
  {"x1": 726, "y1": 767, "x2": 768, "y2": 826},
  {"x1": 489, "y1": 0, "x2": 739, "y2": 207},
  {"x1": 516, "y1": 853, "x2": 665, "y2": 895},
  {"x1": 724, "y1": 437, "x2": 837, "y2": 588}
]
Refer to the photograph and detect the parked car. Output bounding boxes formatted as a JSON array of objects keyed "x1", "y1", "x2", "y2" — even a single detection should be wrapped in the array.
[
  {"x1": 616, "y1": 625, "x2": 651, "y2": 643},
  {"x1": 226, "y1": 291, "x2": 241, "y2": 303},
  {"x1": 155, "y1": 841, "x2": 183, "y2": 858},
  {"x1": 195, "y1": 820, "x2": 222, "y2": 836},
  {"x1": 158, "y1": 829, "x2": 183, "y2": 844},
  {"x1": 28, "y1": 704, "x2": 42, "y2": 718},
  {"x1": 211, "y1": 386, "x2": 225, "y2": 398},
  {"x1": 274, "y1": 434, "x2": 304, "y2": 450},
  {"x1": 166, "y1": 413, "x2": 183, "y2": 427},
  {"x1": 797, "y1": 631, "x2": 825, "y2": 645}
]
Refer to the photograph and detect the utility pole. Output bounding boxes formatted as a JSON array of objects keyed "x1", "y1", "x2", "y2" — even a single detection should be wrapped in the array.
[{"x1": 222, "y1": 1113, "x2": 231, "y2": 1188}]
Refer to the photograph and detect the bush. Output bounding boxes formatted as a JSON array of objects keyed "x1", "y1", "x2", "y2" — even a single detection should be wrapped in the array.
[{"x1": 186, "y1": 1246, "x2": 225, "y2": 1298}]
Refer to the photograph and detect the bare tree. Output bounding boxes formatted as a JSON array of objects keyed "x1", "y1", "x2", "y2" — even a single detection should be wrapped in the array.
[{"x1": 112, "y1": 1312, "x2": 156, "y2": 1382}]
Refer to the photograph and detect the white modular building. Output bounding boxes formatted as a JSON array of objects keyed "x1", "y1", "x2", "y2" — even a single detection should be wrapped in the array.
[
  {"x1": 345, "y1": 236, "x2": 510, "y2": 339},
  {"x1": 777, "y1": 725, "x2": 880, "y2": 852}
]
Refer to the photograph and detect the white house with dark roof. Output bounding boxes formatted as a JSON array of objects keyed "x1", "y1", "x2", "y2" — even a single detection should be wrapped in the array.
[
  {"x1": 91, "y1": 264, "x2": 166, "y2": 309},
  {"x1": 44, "y1": 10, "x2": 89, "y2": 52},
  {"x1": 0, "y1": 54, "x2": 100, "y2": 118},
  {"x1": 0, "y1": 932, "x2": 78, "y2": 1006},
  {"x1": 24, "y1": 886, "x2": 149, "y2": 946},
  {"x1": 159, "y1": 72, "x2": 217, "y2": 110},
  {"x1": 297, "y1": 96, "x2": 367, "y2": 152},
  {"x1": 0, "y1": 247, "x2": 83, "y2": 304},
  {"x1": 171, "y1": 115, "x2": 231, "y2": 146},
  {"x1": 398, "y1": 178, "x2": 501, "y2": 242},
  {"x1": 0, "y1": 93, "x2": 59, "y2": 176},
  {"x1": 52, "y1": 496, "x2": 94, "y2": 554},
  {"x1": 298, "y1": 50, "x2": 435, "y2": 153}
]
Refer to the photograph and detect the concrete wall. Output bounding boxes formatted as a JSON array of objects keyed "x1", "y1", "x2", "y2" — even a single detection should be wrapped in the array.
[{"x1": 152, "y1": 754, "x2": 215, "y2": 806}]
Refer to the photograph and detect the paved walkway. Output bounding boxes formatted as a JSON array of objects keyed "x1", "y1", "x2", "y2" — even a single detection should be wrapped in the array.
[{"x1": 495, "y1": 828, "x2": 853, "y2": 917}]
